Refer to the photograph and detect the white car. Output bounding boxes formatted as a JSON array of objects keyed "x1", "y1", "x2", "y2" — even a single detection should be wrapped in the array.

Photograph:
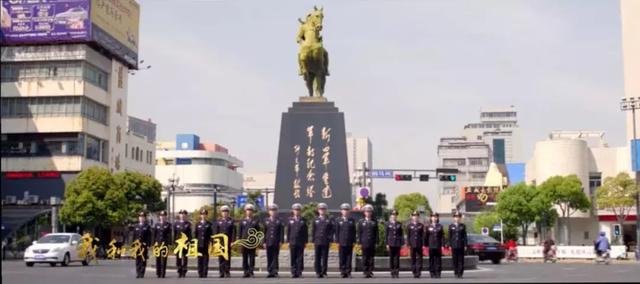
[{"x1": 24, "y1": 233, "x2": 89, "y2": 267}]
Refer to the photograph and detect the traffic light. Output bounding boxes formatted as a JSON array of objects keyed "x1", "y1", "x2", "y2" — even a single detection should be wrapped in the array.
[
  {"x1": 613, "y1": 224, "x2": 621, "y2": 236},
  {"x1": 395, "y1": 174, "x2": 412, "y2": 181},
  {"x1": 439, "y1": 175, "x2": 457, "y2": 182},
  {"x1": 419, "y1": 174, "x2": 430, "y2": 181}
]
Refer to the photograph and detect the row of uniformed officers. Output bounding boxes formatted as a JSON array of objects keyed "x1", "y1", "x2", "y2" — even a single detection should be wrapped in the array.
[{"x1": 131, "y1": 202, "x2": 467, "y2": 279}]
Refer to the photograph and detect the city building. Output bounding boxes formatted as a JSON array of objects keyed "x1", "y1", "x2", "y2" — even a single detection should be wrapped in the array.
[
  {"x1": 346, "y1": 133, "x2": 373, "y2": 202},
  {"x1": 462, "y1": 106, "x2": 523, "y2": 164},
  {"x1": 526, "y1": 131, "x2": 632, "y2": 245},
  {"x1": 436, "y1": 137, "x2": 492, "y2": 213},
  {"x1": 436, "y1": 106, "x2": 522, "y2": 213},
  {"x1": 243, "y1": 172, "x2": 276, "y2": 209},
  {"x1": 1, "y1": 0, "x2": 147, "y2": 242},
  {"x1": 155, "y1": 134, "x2": 243, "y2": 214}
]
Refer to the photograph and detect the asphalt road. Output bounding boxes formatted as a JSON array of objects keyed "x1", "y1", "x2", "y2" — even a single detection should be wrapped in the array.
[{"x1": 2, "y1": 260, "x2": 639, "y2": 283}]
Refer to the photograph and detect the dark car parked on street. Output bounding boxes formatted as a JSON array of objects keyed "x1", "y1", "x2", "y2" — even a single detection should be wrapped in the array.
[{"x1": 466, "y1": 234, "x2": 505, "y2": 264}]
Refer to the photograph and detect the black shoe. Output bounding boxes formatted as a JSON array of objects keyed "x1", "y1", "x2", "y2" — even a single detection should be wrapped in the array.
[{"x1": 242, "y1": 274, "x2": 250, "y2": 278}]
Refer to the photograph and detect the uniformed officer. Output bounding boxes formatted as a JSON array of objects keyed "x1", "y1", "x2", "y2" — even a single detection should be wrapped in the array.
[
  {"x1": 385, "y1": 209, "x2": 403, "y2": 278},
  {"x1": 425, "y1": 212, "x2": 444, "y2": 278},
  {"x1": 263, "y1": 204, "x2": 284, "y2": 278},
  {"x1": 286, "y1": 203, "x2": 308, "y2": 278},
  {"x1": 195, "y1": 209, "x2": 213, "y2": 278},
  {"x1": 449, "y1": 212, "x2": 468, "y2": 278},
  {"x1": 153, "y1": 210, "x2": 172, "y2": 278},
  {"x1": 335, "y1": 203, "x2": 356, "y2": 278},
  {"x1": 357, "y1": 204, "x2": 378, "y2": 278},
  {"x1": 312, "y1": 202, "x2": 333, "y2": 278},
  {"x1": 407, "y1": 210, "x2": 424, "y2": 278},
  {"x1": 133, "y1": 211, "x2": 151, "y2": 278},
  {"x1": 214, "y1": 205, "x2": 235, "y2": 278},
  {"x1": 239, "y1": 204, "x2": 260, "y2": 278},
  {"x1": 174, "y1": 209, "x2": 192, "y2": 278}
]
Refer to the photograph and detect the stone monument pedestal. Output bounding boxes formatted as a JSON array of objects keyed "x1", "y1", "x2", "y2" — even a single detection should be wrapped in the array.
[{"x1": 273, "y1": 97, "x2": 350, "y2": 211}]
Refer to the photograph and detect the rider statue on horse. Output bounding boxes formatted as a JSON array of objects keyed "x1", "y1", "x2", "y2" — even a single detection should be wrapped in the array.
[{"x1": 297, "y1": 6, "x2": 329, "y2": 98}]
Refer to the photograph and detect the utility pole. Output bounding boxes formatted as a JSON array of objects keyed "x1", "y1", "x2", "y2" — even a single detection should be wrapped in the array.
[{"x1": 620, "y1": 97, "x2": 640, "y2": 261}]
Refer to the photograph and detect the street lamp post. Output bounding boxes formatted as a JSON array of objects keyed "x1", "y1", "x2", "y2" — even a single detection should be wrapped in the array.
[
  {"x1": 213, "y1": 185, "x2": 219, "y2": 221},
  {"x1": 167, "y1": 176, "x2": 185, "y2": 223},
  {"x1": 620, "y1": 97, "x2": 640, "y2": 261}
]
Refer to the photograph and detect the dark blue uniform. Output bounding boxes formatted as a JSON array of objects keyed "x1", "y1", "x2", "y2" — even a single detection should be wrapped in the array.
[
  {"x1": 214, "y1": 217, "x2": 235, "y2": 277},
  {"x1": 335, "y1": 216, "x2": 356, "y2": 277},
  {"x1": 153, "y1": 221, "x2": 172, "y2": 278},
  {"x1": 385, "y1": 221, "x2": 404, "y2": 277},
  {"x1": 173, "y1": 220, "x2": 192, "y2": 277},
  {"x1": 425, "y1": 222, "x2": 444, "y2": 278},
  {"x1": 239, "y1": 217, "x2": 260, "y2": 277},
  {"x1": 195, "y1": 220, "x2": 213, "y2": 278},
  {"x1": 407, "y1": 221, "x2": 425, "y2": 277},
  {"x1": 263, "y1": 216, "x2": 284, "y2": 277},
  {"x1": 449, "y1": 223, "x2": 468, "y2": 278},
  {"x1": 133, "y1": 222, "x2": 151, "y2": 278},
  {"x1": 357, "y1": 218, "x2": 378, "y2": 278},
  {"x1": 286, "y1": 216, "x2": 308, "y2": 278},
  {"x1": 312, "y1": 215, "x2": 334, "y2": 277}
]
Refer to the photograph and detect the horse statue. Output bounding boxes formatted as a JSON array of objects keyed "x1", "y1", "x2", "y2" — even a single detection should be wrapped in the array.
[{"x1": 297, "y1": 6, "x2": 329, "y2": 98}]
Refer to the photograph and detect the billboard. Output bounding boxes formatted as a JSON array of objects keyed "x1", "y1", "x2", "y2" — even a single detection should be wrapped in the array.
[
  {"x1": 1, "y1": 0, "x2": 92, "y2": 43},
  {"x1": 90, "y1": 0, "x2": 139, "y2": 67},
  {"x1": 1, "y1": 0, "x2": 139, "y2": 68},
  {"x1": 463, "y1": 186, "x2": 502, "y2": 212}
]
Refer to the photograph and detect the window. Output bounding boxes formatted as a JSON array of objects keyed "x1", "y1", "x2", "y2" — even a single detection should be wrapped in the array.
[
  {"x1": 83, "y1": 63, "x2": 108, "y2": 90},
  {"x1": 1, "y1": 133, "x2": 84, "y2": 157},
  {"x1": 2, "y1": 97, "x2": 107, "y2": 125},
  {"x1": 471, "y1": 172, "x2": 486, "y2": 180},
  {"x1": 1, "y1": 61, "x2": 82, "y2": 82},
  {"x1": 589, "y1": 173, "x2": 602, "y2": 195},
  {"x1": 443, "y1": 159, "x2": 465, "y2": 167},
  {"x1": 469, "y1": 158, "x2": 488, "y2": 166},
  {"x1": 86, "y1": 135, "x2": 106, "y2": 163},
  {"x1": 2, "y1": 61, "x2": 109, "y2": 90},
  {"x1": 125, "y1": 143, "x2": 128, "y2": 158}
]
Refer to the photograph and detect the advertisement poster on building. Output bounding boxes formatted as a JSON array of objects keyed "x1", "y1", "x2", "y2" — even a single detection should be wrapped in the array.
[
  {"x1": 1, "y1": 0, "x2": 91, "y2": 43},
  {"x1": 463, "y1": 186, "x2": 502, "y2": 212}
]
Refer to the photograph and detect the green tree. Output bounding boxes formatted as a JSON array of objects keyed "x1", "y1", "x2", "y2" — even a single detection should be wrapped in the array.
[
  {"x1": 60, "y1": 167, "x2": 164, "y2": 229},
  {"x1": 60, "y1": 167, "x2": 112, "y2": 229},
  {"x1": 472, "y1": 211, "x2": 518, "y2": 242},
  {"x1": 539, "y1": 175, "x2": 591, "y2": 245},
  {"x1": 495, "y1": 183, "x2": 538, "y2": 245},
  {"x1": 393, "y1": 193, "x2": 431, "y2": 222},
  {"x1": 531, "y1": 189, "x2": 558, "y2": 242},
  {"x1": 108, "y1": 171, "x2": 164, "y2": 224},
  {"x1": 596, "y1": 172, "x2": 639, "y2": 244}
]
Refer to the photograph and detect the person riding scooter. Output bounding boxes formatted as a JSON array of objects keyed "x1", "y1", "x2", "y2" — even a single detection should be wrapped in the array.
[
  {"x1": 542, "y1": 238, "x2": 556, "y2": 263},
  {"x1": 594, "y1": 231, "x2": 611, "y2": 264},
  {"x1": 505, "y1": 239, "x2": 518, "y2": 262}
]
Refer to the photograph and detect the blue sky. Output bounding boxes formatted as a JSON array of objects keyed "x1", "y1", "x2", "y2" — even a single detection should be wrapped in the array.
[{"x1": 130, "y1": 0, "x2": 625, "y2": 205}]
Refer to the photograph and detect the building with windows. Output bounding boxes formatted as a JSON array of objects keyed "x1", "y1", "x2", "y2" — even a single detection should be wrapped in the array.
[
  {"x1": 1, "y1": 0, "x2": 149, "y2": 242},
  {"x1": 436, "y1": 137, "x2": 492, "y2": 213},
  {"x1": 155, "y1": 134, "x2": 243, "y2": 214},
  {"x1": 462, "y1": 106, "x2": 522, "y2": 164},
  {"x1": 435, "y1": 106, "x2": 522, "y2": 213},
  {"x1": 525, "y1": 131, "x2": 632, "y2": 245},
  {"x1": 0, "y1": 44, "x2": 156, "y2": 204},
  {"x1": 346, "y1": 133, "x2": 373, "y2": 202}
]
